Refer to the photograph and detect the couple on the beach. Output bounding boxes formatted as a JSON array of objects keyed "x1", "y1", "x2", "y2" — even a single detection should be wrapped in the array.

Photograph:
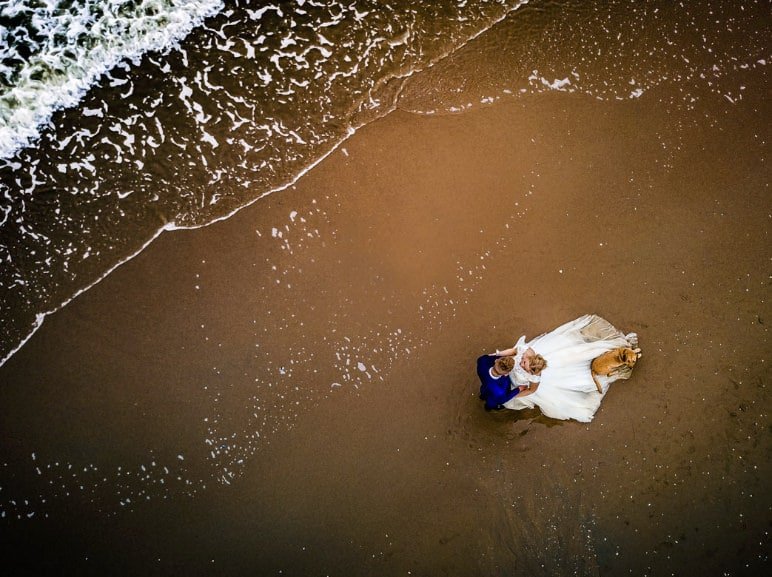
[{"x1": 477, "y1": 315, "x2": 639, "y2": 422}]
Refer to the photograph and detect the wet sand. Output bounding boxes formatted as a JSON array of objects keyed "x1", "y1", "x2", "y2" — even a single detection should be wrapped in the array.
[{"x1": 0, "y1": 77, "x2": 769, "y2": 575}]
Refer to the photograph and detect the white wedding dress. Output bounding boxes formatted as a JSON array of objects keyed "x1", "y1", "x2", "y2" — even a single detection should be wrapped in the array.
[{"x1": 503, "y1": 315, "x2": 638, "y2": 422}]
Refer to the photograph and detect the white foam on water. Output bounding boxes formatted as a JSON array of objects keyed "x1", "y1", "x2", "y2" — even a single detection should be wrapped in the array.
[{"x1": 0, "y1": 0, "x2": 224, "y2": 160}]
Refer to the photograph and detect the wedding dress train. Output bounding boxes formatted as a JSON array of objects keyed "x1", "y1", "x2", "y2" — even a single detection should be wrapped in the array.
[{"x1": 503, "y1": 315, "x2": 638, "y2": 422}]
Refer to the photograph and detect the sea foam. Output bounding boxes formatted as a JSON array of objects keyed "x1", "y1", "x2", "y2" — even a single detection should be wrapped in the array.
[{"x1": 0, "y1": 0, "x2": 224, "y2": 160}]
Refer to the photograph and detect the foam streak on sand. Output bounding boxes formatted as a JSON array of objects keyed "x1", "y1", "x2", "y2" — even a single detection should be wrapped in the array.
[
  {"x1": 0, "y1": 226, "x2": 166, "y2": 368},
  {"x1": 0, "y1": 0, "x2": 224, "y2": 159}
]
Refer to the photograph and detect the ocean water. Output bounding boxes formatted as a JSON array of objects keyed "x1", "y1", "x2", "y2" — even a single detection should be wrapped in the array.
[
  {"x1": 0, "y1": 0, "x2": 767, "y2": 363},
  {"x1": 0, "y1": 0, "x2": 527, "y2": 365}
]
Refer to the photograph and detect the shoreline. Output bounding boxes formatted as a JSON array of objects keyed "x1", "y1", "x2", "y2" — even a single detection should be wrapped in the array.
[{"x1": 0, "y1": 1, "x2": 539, "y2": 369}]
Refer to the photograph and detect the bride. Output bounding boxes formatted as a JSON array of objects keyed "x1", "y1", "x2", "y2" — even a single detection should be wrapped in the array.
[{"x1": 499, "y1": 314, "x2": 639, "y2": 423}]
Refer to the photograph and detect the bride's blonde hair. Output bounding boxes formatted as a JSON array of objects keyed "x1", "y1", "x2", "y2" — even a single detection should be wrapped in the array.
[{"x1": 530, "y1": 354, "x2": 547, "y2": 373}]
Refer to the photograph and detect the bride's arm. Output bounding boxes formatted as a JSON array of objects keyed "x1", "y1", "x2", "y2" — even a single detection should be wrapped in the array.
[
  {"x1": 517, "y1": 382, "x2": 539, "y2": 396},
  {"x1": 495, "y1": 346, "x2": 517, "y2": 356}
]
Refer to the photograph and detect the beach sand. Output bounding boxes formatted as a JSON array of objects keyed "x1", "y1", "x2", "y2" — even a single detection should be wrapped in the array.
[{"x1": 0, "y1": 75, "x2": 769, "y2": 575}]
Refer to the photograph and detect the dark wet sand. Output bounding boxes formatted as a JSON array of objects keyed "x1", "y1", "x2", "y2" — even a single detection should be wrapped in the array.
[{"x1": 0, "y1": 77, "x2": 769, "y2": 575}]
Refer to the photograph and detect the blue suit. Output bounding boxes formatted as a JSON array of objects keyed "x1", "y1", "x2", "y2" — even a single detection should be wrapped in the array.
[{"x1": 477, "y1": 355, "x2": 519, "y2": 411}]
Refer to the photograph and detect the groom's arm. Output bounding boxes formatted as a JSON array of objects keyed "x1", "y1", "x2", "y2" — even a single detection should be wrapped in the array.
[{"x1": 490, "y1": 380, "x2": 520, "y2": 407}]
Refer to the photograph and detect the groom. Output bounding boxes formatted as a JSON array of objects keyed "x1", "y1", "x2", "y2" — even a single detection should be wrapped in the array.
[{"x1": 477, "y1": 354, "x2": 519, "y2": 411}]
